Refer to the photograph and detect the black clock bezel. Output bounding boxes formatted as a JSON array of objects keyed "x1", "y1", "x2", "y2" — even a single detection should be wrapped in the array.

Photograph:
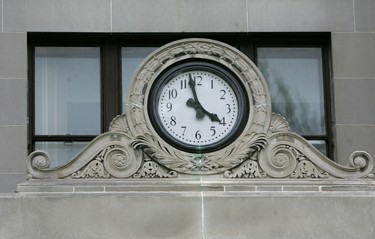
[{"x1": 147, "y1": 60, "x2": 249, "y2": 153}]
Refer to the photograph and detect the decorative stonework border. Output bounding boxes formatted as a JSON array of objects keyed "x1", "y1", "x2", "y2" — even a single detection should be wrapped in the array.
[
  {"x1": 27, "y1": 132, "x2": 144, "y2": 179},
  {"x1": 125, "y1": 38, "x2": 272, "y2": 174},
  {"x1": 25, "y1": 38, "x2": 374, "y2": 180}
]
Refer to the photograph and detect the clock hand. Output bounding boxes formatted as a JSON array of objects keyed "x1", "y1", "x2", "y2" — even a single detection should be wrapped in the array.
[
  {"x1": 187, "y1": 75, "x2": 205, "y2": 119},
  {"x1": 187, "y1": 74, "x2": 221, "y2": 122},
  {"x1": 202, "y1": 108, "x2": 221, "y2": 122},
  {"x1": 188, "y1": 74, "x2": 199, "y2": 103},
  {"x1": 186, "y1": 98, "x2": 221, "y2": 122},
  {"x1": 186, "y1": 98, "x2": 205, "y2": 119},
  {"x1": 186, "y1": 98, "x2": 197, "y2": 108}
]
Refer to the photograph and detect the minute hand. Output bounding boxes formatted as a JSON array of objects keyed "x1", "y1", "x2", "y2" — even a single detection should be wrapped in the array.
[
  {"x1": 188, "y1": 75, "x2": 200, "y2": 103},
  {"x1": 187, "y1": 74, "x2": 221, "y2": 122},
  {"x1": 201, "y1": 106, "x2": 221, "y2": 122}
]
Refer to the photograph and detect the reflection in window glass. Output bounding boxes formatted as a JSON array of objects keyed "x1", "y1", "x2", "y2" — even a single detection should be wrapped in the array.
[
  {"x1": 35, "y1": 47, "x2": 101, "y2": 135},
  {"x1": 257, "y1": 48, "x2": 326, "y2": 135},
  {"x1": 35, "y1": 142, "x2": 88, "y2": 168},
  {"x1": 310, "y1": 140, "x2": 327, "y2": 156},
  {"x1": 121, "y1": 47, "x2": 157, "y2": 111}
]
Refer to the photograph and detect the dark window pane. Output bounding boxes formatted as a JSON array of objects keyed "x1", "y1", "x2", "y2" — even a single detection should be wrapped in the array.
[
  {"x1": 309, "y1": 140, "x2": 327, "y2": 156},
  {"x1": 35, "y1": 47, "x2": 101, "y2": 135},
  {"x1": 257, "y1": 48, "x2": 326, "y2": 135},
  {"x1": 35, "y1": 141, "x2": 88, "y2": 168}
]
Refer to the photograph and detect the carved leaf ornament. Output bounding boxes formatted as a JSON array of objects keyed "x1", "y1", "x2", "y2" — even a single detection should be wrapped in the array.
[
  {"x1": 26, "y1": 39, "x2": 373, "y2": 180},
  {"x1": 125, "y1": 38, "x2": 272, "y2": 175}
]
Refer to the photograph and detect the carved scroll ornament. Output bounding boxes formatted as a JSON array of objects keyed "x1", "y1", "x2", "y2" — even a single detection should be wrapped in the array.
[{"x1": 26, "y1": 39, "x2": 374, "y2": 180}]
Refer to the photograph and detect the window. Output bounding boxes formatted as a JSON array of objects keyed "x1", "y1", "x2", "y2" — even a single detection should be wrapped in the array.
[
  {"x1": 121, "y1": 47, "x2": 158, "y2": 111},
  {"x1": 28, "y1": 33, "x2": 332, "y2": 167},
  {"x1": 33, "y1": 47, "x2": 101, "y2": 167},
  {"x1": 257, "y1": 47, "x2": 328, "y2": 154}
]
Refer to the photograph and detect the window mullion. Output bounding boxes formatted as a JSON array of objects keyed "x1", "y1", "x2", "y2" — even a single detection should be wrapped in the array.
[
  {"x1": 102, "y1": 42, "x2": 121, "y2": 131},
  {"x1": 322, "y1": 44, "x2": 334, "y2": 159},
  {"x1": 33, "y1": 135, "x2": 96, "y2": 142}
]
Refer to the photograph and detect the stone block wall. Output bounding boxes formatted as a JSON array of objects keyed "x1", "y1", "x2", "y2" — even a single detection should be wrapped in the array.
[
  {"x1": 2, "y1": 186, "x2": 375, "y2": 238},
  {"x1": 0, "y1": 0, "x2": 374, "y2": 192},
  {"x1": 332, "y1": 32, "x2": 375, "y2": 166}
]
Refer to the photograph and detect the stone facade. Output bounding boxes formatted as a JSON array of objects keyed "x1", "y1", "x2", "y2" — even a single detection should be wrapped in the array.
[
  {"x1": 1, "y1": 1, "x2": 375, "y2": 238},
  {"x1": 1, "y1": 0, "x2": 374, "y2": 192},
  {"x1": 22, "y1": 38, "x2": 373, "y2": 182},
  {"x1": 1, "y1": 182, "x2": 375, "y2": 238}
]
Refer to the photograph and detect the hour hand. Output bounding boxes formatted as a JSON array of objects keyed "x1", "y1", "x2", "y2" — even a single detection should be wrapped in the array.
[
  {"x1": 186, "y1": 98, "x2": 196, "y2": 108},
  {"x1": 186, "y1": 98, "x2": 220, "y2": 122},
  {"x1": 186, "y1": 98, "x2": 205, "y2": 119}
]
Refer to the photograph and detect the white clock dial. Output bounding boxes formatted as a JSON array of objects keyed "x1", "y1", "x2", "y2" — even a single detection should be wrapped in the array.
[
  {"x1": 158, "y1": 70, "x2": 238, "y2": 148},
  {"x1": 148, "y1": 61, "x2": 248, "y2": 152}
]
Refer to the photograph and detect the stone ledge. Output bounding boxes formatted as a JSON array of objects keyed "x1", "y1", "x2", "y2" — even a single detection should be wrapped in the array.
[
  {"x1": 2, "y1": 188, "x2": 375, "y2": 239},
  {"x1": 16, "y1": 179, "x2": 375, "y2": 194}
]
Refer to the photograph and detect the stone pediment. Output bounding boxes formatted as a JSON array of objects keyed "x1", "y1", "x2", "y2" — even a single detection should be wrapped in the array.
[{"x1": 25, "y1": 38, "x2": 373, "y2": 182}]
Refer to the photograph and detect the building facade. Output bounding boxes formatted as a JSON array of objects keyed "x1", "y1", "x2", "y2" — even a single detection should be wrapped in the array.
[
  {"x1": 1, "y1": 0, "x2": 375, "y2": 192},
  {"x1": 1, "y1": 1, "x2": 375, "y2": 238}
]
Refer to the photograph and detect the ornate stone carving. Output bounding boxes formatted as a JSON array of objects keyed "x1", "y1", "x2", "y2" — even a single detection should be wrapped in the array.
[
  {"x1": 109, "y1": 113, "x2": 130, "y2": 133},
  {"x1": 72, "y1": 160, "x2": 110, "y2": 179},
  {"x1": 125, "y1": 38, "x2": 272, "y2": 175},
  {"x1": 26, "y1": 151, "x2": 50, "y2": 179},
  {"x1": 68, "y1": 144, "x2": 142, "y2": 179},
  {"x1": 259, "y1": 132, "x2": 373, "y2": 179},
  {"x1": 291, "y1": 160, "x2": 328, "y2": 179},
  {"x1": 102, "y1": 146, "x2": 142, "y2": 178},
  {"x1": 26, "y1": 132, "x2": 142, "y2": 179},
  {"x1": 131, "y1": 132, "x2": 268, "y2": 174},
  {"x1": 349, "y1": 151, "x2": 374, "y2": 173},
  {"x1": 224, "y1": 160, "x2": 266, "y2": 178},
  {"x1": 25, "y1": 38, "x2": 374, "y2": 181},
  {"x1": 268, "y1": 113, "x2": 290, "y2": 133},
  {"x1": 133, "y1": 161, "x2": 178, "y2": 178},
  {"x1": 30, "y1": 151, "x2": 50, "y2": 169},
  {"x1": 259, "y1": 144, "x2": 300, "y2": 178}
]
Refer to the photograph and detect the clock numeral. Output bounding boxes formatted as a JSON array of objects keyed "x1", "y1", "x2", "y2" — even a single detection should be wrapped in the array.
[
  {"x1": 220, "y1": 89, "x2": 226, "y2": 100},
  {"x1": 169, "y1": 89, "x2": 178, "y2": 99},
  {"x1": 219, "y1": 117, "x2": 226, "y2": 126},
  {"x1": 211, "y1": 79, "x2": 214, "y2": 89},
  {"x1": 166, "y1": 102, "x2": 173, "y2": 112},
  {"x1": 181, "y1": 126, "x2": 187, "y2": 136},
  {"x1": 194, "y1": 75, "x2": 203, "y2": 86},
  {"x1": 180, "y1": 79, "x2": 187, "y2": 89},
  {"x1": 170, "y1": 116, "x2": 177, "y2": 126},
  {"x1": 226, "y1": 104, "x2": 231, "y2": 114},
  {"x1": 210, "y1": 126, "x2": 216, "y2": 136},
  {"x1": 195, "y1": 130, "x2": 202, "y2": 140}
]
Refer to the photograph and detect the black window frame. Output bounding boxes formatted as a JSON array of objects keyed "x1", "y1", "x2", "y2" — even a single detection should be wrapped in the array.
[{"x1": 28, "y1": 32, "x2": 333, "y2": 160}]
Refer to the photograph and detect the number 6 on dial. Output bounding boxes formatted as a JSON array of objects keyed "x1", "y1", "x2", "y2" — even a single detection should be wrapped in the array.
[{"x1": 148, "y1": 61, "x2": 249, "y2": 153}]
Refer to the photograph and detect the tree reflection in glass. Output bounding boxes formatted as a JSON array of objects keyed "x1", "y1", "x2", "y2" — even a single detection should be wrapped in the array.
[{"x1": 258, "y1": 48, "x2": 326, "y2": 136}]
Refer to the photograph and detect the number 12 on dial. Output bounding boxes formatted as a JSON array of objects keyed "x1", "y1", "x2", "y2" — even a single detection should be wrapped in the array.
[{"x1": 148, "y1": 62, "x2": 248, "y2": 152}]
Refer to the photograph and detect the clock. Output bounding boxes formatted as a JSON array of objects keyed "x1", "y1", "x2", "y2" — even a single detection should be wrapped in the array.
[
  {"x1": 148, "y1": 60, "x2": 249, "y2": 152},
  {"x1": 125, "y1": 38, "x2": 271, "y2": 174}
]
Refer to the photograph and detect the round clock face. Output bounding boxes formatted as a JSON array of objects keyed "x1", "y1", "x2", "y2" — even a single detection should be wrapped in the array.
[{"x1": 148, "y1": 61, "x2": 249, "y2": 152}]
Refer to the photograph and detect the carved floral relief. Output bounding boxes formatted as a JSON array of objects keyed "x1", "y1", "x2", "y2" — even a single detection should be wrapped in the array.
[{"x1": 25, "y1": 39, "x2": 373, "y2": 180}]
